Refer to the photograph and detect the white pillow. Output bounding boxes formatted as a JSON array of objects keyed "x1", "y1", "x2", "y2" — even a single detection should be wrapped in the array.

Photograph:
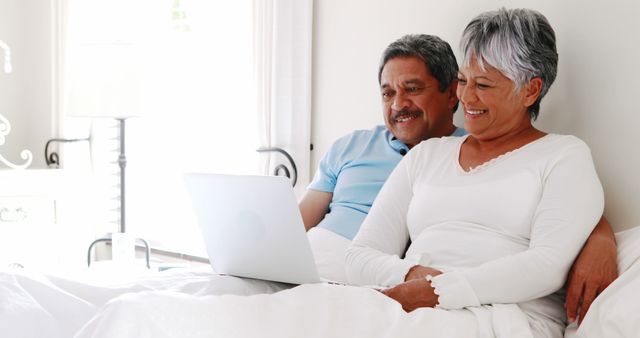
[{"x1": 614, "y1": 226, "x2": 640, "y2": 273}]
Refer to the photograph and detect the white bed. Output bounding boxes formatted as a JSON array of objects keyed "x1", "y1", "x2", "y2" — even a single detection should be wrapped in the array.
[{"x1": 1, "y1": 226, "x2": 639, "y2": 338}]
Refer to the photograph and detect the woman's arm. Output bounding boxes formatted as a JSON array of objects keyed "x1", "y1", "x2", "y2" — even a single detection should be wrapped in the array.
[{"x1": 345, "y1": 152, "x2": 417, "y2": 287}]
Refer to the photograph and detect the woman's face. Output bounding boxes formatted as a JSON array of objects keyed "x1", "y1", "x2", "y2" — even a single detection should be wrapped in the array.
[{"x1": 456, "y1": 57, "x2": 538, "y2": 141}]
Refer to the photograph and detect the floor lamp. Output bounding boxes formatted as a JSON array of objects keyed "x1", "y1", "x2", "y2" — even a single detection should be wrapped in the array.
[{"x1": 64, "y1": 42, "x2": 150, "y2": 268}]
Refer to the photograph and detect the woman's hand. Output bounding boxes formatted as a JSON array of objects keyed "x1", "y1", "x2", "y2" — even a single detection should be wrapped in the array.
[
  {"x1": 381, "y1": 278, "x2": 439, "y2": 312},
  {"x1": 404, "y1": 265, "x2": 442, "y2": 281}
]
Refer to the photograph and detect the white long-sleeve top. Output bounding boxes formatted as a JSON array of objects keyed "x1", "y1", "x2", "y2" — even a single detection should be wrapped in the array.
[{"x1": 346, "y1": 134, "x2": 604, "y2": 322}]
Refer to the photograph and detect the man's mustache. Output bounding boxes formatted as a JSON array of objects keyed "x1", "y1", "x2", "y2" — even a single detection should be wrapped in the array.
[{"x1": 391, "y1": 110, "x2": 423, "y2": 121}]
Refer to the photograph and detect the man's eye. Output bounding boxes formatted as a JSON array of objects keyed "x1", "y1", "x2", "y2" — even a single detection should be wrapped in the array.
[
  {"x1": 382, "y1": 91, "x2": 393, "y2": 99},
  {"x1": 457, "y1": 78, "x2": 467, "y2": 85},
  {"x1": 477, "y1": 83, "x2": 491, "y2": 89},
  {"x1": 406, "y1": 87, "x2": 421, "y2": 93}
]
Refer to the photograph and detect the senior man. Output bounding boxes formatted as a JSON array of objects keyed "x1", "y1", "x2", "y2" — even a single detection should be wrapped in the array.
[{"x1": 299, "y1": 34, "x2": 617, "y2": 324}]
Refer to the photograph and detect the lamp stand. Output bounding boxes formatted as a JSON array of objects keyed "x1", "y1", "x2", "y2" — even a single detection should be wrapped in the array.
[
  {"x1": 118, "y1": 118, "x2": 127, "y2": 233},
  {"x1": 87, "y1": 117, "x2": 150, "y2": 268}
]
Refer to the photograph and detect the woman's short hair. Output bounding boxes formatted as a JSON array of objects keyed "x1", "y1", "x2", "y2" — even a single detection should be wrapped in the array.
[
  {"x1": 460, "y1": 8, "x2": 558, "y2": 120},
  {"x1": 378, "y1": 34, "x2": 459, "y2": 113}
]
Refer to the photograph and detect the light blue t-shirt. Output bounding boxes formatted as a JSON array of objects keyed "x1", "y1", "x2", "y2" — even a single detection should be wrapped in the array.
[{"x1": 309, "y1": 125, "x2": 466, "y2": 239}]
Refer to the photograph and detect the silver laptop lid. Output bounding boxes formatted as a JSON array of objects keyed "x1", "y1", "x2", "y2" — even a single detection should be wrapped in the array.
[{"x1": 184, "y1": 173, "x2": 320, "y2": 284}]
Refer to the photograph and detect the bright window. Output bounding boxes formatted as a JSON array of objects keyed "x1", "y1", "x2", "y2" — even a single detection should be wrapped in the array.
[
  {"x1": 62, "y1": 0, "x2": 312, "y2": 257},
  {"x1": 125, "y1": 0, "x2": 258, "y2": 256}
]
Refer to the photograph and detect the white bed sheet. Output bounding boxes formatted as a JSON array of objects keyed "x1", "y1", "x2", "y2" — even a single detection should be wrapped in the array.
[
  {"x1": 0, "y1": 266, "x2": 534, "y2": 338},
  {"x1": 2, "y1": 226, "x2": 640, "y2": 338},
  {"x1": 0, "y1": 267, "x2": 288, "y2": 338},
  {"x1": 74, "y1": 284, "x2": 538, "y2": 338}
]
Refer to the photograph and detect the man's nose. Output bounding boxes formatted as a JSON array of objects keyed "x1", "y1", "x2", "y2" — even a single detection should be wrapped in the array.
[{"x1": 391, "y1": 92, "x2": 410, "y2": 111}]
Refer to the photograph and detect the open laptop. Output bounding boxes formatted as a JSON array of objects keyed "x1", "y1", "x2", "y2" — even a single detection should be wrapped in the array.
[{"x1": 184, "y1": 173, "x2": 322, "y2": 285}]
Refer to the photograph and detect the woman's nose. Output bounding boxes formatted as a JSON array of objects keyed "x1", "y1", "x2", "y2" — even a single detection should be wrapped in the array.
[{"x1": 457, "y1": 85, "x2": 476, "y2": 106}]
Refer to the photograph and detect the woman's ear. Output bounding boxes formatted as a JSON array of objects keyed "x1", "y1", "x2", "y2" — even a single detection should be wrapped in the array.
[{"x1": 523, "y1": 77, "x2": 543, "y2": 107}]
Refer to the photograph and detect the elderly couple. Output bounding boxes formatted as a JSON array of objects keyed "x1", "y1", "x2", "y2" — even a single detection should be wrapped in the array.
[
  {"x1": 88, "y1": 8, "x2": 616, "y2": 338},
  {"x1": 296, "y1": 7, "x2": 615, "y2": 337}
]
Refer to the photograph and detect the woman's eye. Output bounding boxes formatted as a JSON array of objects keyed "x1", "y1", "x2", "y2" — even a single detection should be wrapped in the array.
[
  {"x1": 457, "y1": 78, "x2": 467, "y2": 85},
  {"x1": 477, "y1": 83, "x2": 490, "y2": 89}
]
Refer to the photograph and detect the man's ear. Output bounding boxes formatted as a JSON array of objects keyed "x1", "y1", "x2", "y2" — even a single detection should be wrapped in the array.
[
  {"x1": 523, "y1": 77, "x2": 543, "y2": 108},
  {"x1": 447, "y1": 79, "x2": 459, "y2": 110}
]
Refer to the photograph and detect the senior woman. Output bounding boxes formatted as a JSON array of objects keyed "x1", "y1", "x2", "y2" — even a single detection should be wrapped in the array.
[{"x1": 346, "y1": 8, "x2": 604, "y2": 338}]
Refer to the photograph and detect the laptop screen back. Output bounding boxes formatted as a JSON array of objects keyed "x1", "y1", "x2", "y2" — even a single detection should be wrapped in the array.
[{"x1": 184, "y1": 173, "x2": 320, "y2": 284}]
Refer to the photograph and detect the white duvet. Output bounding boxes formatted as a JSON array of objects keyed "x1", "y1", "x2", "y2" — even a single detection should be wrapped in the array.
[
  {"x1": 76, "y1": 284, "x2": 539, "y2": 338},
  {"x1": 0, "y1": 269, "x2": 288, "y2": 338},
  {"x1": 1, "y1": 269, "x2": 532, "y2": 338},
  {"x1": 2, "y1": 226, "x2": 639, "y2": 338}
]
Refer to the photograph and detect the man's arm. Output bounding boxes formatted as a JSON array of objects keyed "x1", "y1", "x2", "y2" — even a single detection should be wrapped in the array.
[
  {"x1": 298, "y1": 190, "x2": 333, "y2": 231},
  {"x1": 565, "y1": 215, "x2": 618, "y2": 324}
]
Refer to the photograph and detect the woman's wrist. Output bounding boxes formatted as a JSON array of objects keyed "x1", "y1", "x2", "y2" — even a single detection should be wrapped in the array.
[{"x1": 425, "y1": 274, "x2": 440, "y2": 307}]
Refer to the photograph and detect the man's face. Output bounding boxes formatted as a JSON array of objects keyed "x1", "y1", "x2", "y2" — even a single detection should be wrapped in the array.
[{"x1": 380, "y1": 56, "x2": 458, "y2": 148}]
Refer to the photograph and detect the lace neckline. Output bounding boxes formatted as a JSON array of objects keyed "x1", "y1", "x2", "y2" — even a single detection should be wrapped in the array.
[{"x1": 456, "y1": 134, "x2": 552, "y2": 174}]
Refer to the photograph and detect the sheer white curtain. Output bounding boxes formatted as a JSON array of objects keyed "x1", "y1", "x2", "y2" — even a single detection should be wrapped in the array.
[
  {"x1": 254, "y1": 0, "x2": 313, "y2": 197},
  {"x1": 57, "y1": 0, "x2": 313, "y2": 255}
]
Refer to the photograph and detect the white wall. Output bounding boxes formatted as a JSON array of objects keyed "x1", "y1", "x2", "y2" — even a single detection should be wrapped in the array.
[
  {"x1": 1, "y1": 0, "x2": 638, "y2": 231},
  {"x1": 0, "y1": 0, "x2": 55, "y2": 169},
  {"x1": 312, "y1": 0, "x2": 640, "y2": 231}
]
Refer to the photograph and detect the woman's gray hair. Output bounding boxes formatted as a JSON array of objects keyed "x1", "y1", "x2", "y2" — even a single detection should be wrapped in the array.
[
  {"x1": 379, "y1": 34, "x2": 459, "y2": 113},
  {"x1": 460, "y1": 8, "x2": 558, "y2": 120}
]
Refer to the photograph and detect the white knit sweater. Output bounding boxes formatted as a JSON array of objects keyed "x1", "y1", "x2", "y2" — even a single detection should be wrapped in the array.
[{"x1": 346, "y1": 134, "x2": 604, "y2": 331}]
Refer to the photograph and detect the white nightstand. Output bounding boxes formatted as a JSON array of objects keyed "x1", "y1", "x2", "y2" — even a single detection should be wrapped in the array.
[{"x1": 0, "y1": 169, "x2": 92, "y2": 271}]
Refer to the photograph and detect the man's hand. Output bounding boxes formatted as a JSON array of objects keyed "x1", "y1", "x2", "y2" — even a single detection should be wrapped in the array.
[
  {"x1": 405, "y1": 265, "x2": 442, "y2": 281},
  {"x1": 381, "y1": 278, "x2": 439, "y2": 312},
  {"x1": 565, "y1": 216, "x2": 618, "y2": 324}
]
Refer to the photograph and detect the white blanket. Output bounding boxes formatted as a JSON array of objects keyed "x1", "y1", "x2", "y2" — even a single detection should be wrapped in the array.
[
  {"x1": 74, "y1": 284, "x2": 533, "y2": 338},
  {"x1": 2, "y1": 226, "x2": 640, "y2": 338},
  {"x1": 1, "y1": 267, "x2": 532, "y2": 338},
  {"x1": 0, "y1": 268, "x2": 288, "y2": 338}
]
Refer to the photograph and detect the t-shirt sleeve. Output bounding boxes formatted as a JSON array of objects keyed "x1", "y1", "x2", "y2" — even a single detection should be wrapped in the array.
[
  {"x1": 307, "y1": 138, "x2": 345, "y2": 193},
  {"x1": 432, "y1": 139, "x2": 605, "y2": 309}
]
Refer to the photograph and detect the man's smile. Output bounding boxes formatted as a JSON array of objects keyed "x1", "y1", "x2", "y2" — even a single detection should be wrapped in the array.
[{"x1": 392, "y1": 110, "x2": 422, "y2": 124}]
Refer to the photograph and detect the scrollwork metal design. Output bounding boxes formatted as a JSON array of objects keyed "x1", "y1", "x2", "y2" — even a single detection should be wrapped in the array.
[
  {"x1": 0, "y1": 113, "x2": 33, "y2": 169},
  {"x1": 256, "y1": 147, "x2": 298, "y2": 187},
  {"x1": 1, "y1": 39, "x2": 32, "y2": 169}
]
